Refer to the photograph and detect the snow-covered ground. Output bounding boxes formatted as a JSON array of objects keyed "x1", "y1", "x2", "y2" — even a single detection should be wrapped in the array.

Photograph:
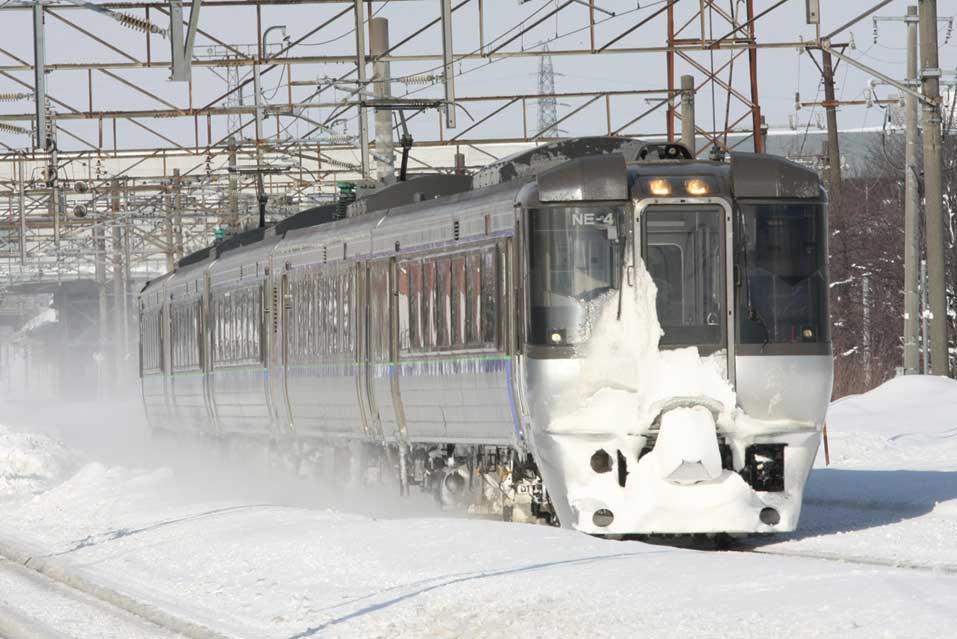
[{"x1": 0, "y1": 377, "x2": 955, "y2": 638}]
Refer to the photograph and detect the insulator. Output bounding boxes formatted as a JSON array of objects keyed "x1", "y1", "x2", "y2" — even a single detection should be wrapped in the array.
[
  {"x1": 320, "y1": 134, "x2": 354, "y2": 145},
  {"x1": 114, "y1": 12, "x2": 165, "y2": 37},
  {"x1": 398, "y1": 73, "x2": 438, "y2": 85},
  {"x1": 0, "y1": 121, "x2": 30, "y2": 135},
  {"x1": 0, "y1": 92, "x2": 30, "y2": 102}
]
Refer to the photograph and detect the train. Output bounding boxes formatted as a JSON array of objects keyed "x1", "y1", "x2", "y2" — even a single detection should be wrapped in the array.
[{"x1": 138, "y1": 137, "x2": 832, "y2": 536}]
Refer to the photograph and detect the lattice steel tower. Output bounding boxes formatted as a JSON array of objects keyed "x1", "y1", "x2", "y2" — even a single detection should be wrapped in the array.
[{"x1": 537, "y1": 44, "x2": 558, "y2": 137}]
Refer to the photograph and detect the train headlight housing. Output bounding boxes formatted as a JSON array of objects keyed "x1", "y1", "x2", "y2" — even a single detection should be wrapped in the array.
[
  {"x1": 801, "y1": 326, "x2": 815, "y2": 341},
  {"x1": 685, "y1": 178, "x2": 711, "y2": 195},
  {"x1": 641, "y1": 176, "x2": 716, "y2": 197},
  {"x1": 647, "y1": 179, "x2": 672, "y2": 196}
]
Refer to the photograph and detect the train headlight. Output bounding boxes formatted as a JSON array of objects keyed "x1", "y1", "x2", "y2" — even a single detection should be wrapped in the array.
[
  {"x1": 685, "y1": 178, "x2": 710, "y2": 195},
  {"x1": 648, "y1": 179, "x2": 672, "y2": 196},
  {"x1": 801, "y1": 326, "x2": 815, "y2": 341},
  {"x1": 550, "y1": 330, "x2": 564, "y2": 344}
]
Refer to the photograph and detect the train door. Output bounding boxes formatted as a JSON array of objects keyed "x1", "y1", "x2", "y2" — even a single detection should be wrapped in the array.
[
  {"x1": 159, "y1": 302, "x2": 174, "y2": 427},
  {"x1": 355, "y1": 262, "x2": 381, "y2": 440},
  {"x1": 639, "y1": 201, "x2": 735, "y2": 381},
  {"x1": 266, "y1": 270, "x2": 294, "y2": 434},
  {"x1": 388, "y1": 257, "x2": 409, "y2": 442},
  {"x1": 201, "y1": 272, "x2": 221, "y2": 433}
]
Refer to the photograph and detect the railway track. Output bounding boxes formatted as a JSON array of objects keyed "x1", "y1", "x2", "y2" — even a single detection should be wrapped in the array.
[
  {"x1": 735, "y1": 545, "x2": 957, "y2": 574},
  {"x1": 0, "y1": 544, "x2": 233, "y2": 639},
  {"x1": 0, "y1": 556, "x2": 188, "y2": 639}
]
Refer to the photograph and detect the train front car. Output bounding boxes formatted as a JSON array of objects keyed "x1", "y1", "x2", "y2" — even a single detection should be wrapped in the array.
[{"x1": 522, "y1": 147, "x2": 831, "y2": 536}]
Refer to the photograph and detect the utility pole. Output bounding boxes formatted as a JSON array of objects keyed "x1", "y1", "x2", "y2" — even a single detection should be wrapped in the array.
[
  {"x1": 227, "y1": 136, "x2": 239, "y2": 233},
  {"x1": 95, "y1": 210, "x2": 108, "y2": 395},
  {"x1": 111, "y1": 179, "x2": 124, "y2": 387},
  {"x1": 863, "y1": 273, "x2": 872, "y2": 387},
  {"x1": 820, "y1": 48, "x2": 842, "y2": 196},
  {"x1": 164, "y1": 187, "x2": 175, "y2": 271},
  {"x1": 17, "y1": 157, "x2": 25, "y2": 266},
  {"x1": 353, "y1": 0, "x2": 370, "y2": 179},
  {"x1": 371, "y1": 17, "x2": 396, "y2": 184},
  {"x1": 903, "y1": 5, "x2": 920, "y2": 374},
  {"x1": 173, "y1": 168, "x2": 184, "y2": 261},
  {"x1": 680, "y1": 75, "x2": 695, "y2": 153},
  {"x1": 919, "y1": 0, "x2": 947, "y2": 376}
]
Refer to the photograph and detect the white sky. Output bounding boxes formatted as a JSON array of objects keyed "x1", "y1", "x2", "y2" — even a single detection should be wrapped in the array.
[{"x1": 0, "y1": 0, "x2": 954, "y2": 152}]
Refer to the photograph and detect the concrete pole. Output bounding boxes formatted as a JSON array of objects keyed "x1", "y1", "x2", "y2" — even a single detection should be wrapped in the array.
[
  {"x1": 353, "y1": 0, "x2": 370, "y2": 179},
  {"x1": 32, "y1": 4, "x2": 47, "y2": 152},
  {"x1": 820, "y1": 48, "x2": 843, "y2": 197},
  {"x1": 440, "y1": 0, "x2": 456, "y2": 129},
  {"x1": 227, "y1": 136, "x2": 239, "y2": 232},
  {"x1": 863, "y1": 273, "x2": 872, "y2": 387},
  {"x1": 173, "y1": 168, "x2": 184, "y2": 262},
  {"x1": 164, "y1": 190, "x2": 175, "y2": 271},
  {"x1": 253, "y1": 65, "x2": 264, "y2": 175},
  {"x1": 903, "y1": 5, "x2": 921, "y2": 374},
  {"x1": 122, "y1": 203, "x2": 131, "y2": 367},
  {"x1": 680, "y1": 75, "x2": 695, "y2": 154},
  {"x1": 919, "y1": 0, "x2": 948, "y2": 376},
  {"x1": 922, "y1": 258, "x2": 930, "y2": 373},
  {"x1": 17, "y1": 157, "x2": 25, "y2": 265},
  {"x1": 111, "y1": 180, "x2": 124, "y2": 386},
  {"x1": 95, "y1": 216, "x2": 108, "y2": 395},
  {"x1": 371, "y1": 18, "x2": 395, "y2": 185}
]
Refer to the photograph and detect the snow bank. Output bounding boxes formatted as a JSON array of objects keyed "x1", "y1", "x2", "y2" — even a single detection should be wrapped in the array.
[
  {"x1": 534, "y1": 264, "x2": 762, "y2": 533},
  {"x1": 0, "y1": 424, "x2": 81, "y2": 500},
  {"x1": 829, "y1": 375, "x2": 957, "y2": 437},
  {"x1": 549, "y1": 262, "x2": 734, "y2": 435}
]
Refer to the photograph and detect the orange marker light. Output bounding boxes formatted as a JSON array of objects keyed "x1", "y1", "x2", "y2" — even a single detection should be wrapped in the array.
[
  {"x1": 648, "y1": 179, "x2": 671, "y2": 196},
  {"x1": 685, "y1": 178, "x2": 710, "y2": 195}
]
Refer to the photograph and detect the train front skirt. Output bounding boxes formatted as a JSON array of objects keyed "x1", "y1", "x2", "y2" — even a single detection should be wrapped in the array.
[{"x1": 531, "y1": 406, "x2": 821, "y2": 535}]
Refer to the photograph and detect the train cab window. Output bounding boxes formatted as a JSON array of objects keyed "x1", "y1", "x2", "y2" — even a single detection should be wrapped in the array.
[
  {"x1": 528, "y1": 206, "x2": 623, "y2": 346},
  {"x1": 642, "y1": 206, "x2": 724, "y2": 348},
  {"x1": 737, "y1": 202, "x2": 828, "y2": 346}
]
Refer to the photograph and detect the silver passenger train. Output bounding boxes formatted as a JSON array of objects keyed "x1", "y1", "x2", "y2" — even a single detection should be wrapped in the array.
[{"x1": 139, "y1": 137, "x2": 832, "y2": 536}]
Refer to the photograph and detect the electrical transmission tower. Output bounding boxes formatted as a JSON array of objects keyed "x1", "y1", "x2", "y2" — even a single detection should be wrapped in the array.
[{"x1": 537, "y1": 44, "x2": 558, "y2": 138}]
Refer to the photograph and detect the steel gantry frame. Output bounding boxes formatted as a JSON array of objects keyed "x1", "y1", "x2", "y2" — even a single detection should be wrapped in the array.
[{"x1": 0, "y1": 0, "x2": 809, "y2": 295}]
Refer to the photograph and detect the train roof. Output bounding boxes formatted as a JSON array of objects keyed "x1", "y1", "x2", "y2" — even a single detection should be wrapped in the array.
[{"x1": 142, "y1": 137, "x2": 823, "y2": 297}]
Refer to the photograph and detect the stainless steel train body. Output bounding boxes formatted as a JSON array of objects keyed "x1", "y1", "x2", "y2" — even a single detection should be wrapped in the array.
[{"x1": 139, "y1": 138, "x2": 832, "y2": 535}]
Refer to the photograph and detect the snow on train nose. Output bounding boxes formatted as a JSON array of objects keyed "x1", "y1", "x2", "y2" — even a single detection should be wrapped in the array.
[{"x1": 651, "y1": 406, "x2": 723, "y2": 485}]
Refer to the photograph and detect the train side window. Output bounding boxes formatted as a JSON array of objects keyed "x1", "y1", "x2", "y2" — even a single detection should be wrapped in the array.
[
  {"x1": 466, "y1": 253, "x2": 482, "y2": 347},
  {"x1": 435, "y1": 258, "x2": 451, "y2": 349},
  {"x1": 406, "y1": 261, "x2": 421, "y2": 351},
  {"x1": 316, "y1": 273, "x2": 332, "y2": 355},
  {"x1": 141, "y1": 310, "x2": 159, "y2": 372},
  {"x1": 310, "y1": 274, "x2": 319, "y2": 357},
  {"x1": 255, "y1": 287, "x2": 264, "y2": 362},
  {"x1": 344, "y1": 268, "x2": 354, "y2": 354},
  {"x1": 333, "y1": 271, "x2": 342, "y2": 354},
  {"x1": 422, "y1": 260, "x2": 435, "y2": 350},
  {"x1": 451, "y1": 256, "x2": 466, "y2": 347},
  {"x1": 398, "y1": 264, "x2": 411, "y2": 351},
  {"x1": 246, "y1": 290, "x2": 252, "y2": 360},
  {"x1": 481, "y1": 246, "x2": 498, "y2": 346}
]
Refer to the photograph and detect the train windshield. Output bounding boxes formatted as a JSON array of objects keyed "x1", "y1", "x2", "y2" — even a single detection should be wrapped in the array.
[
  {"x1": 737, "y1": 202, "x2": 828, "y2": 345},
  {"x1": 642, "y1": 206, "x2": 725, "y2": 348},
  {"x1": 528, "y1": 206, "x2": 624, "y2": 346}
]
